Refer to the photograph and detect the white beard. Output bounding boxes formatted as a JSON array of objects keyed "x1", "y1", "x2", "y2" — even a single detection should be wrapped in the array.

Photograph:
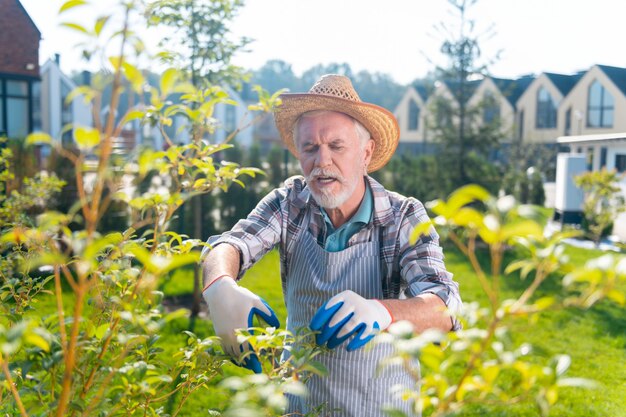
[{"x1": 306, "y1": 167, "x2": 361, "y2": 209}]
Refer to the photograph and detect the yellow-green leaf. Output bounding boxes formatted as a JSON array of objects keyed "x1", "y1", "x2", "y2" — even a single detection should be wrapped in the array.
[
  {"x1": 409, "y1": 220, "x2": 433, "y2": 245},
  {"x1": 501, "y1": 220, "x2": 543, "y2": 241},
  {"x1": 546, "y1": 386, "x2": 559, "y2": 405},
  {"x1": 25, "y1": 132, "x2": 52, "y2": 146},
  {"x1": 122, "y1": 110, "x2": 145, "y2": 124},
  {"x1": 25, "y1": 331, "x2": 50, "y2": 352},
  {"x1": 109, "y1": 56, "x2": 123, "y2": 71},
  {"x1": 75, "y1": 127, "x2": 101, "y2": 149},
  {"x1": 59, "y1": 0, "x2": 87, "y2": 13},
  {"x1": 94, "y1": 15, "x2": 110, "y2": 36},
  {"x1": 160, "y1": 68, "x2": 179, "y2": 97},
  {"x1": 606, "y1": 289, "x2": 626, "y2": 305},
  {"x1": 95, "y1": 323, "x2": 109, "y2": 340},
  {"x1": 447, "y1": 184, "x2": 491, "y2": 212},
  {"x1": 122, "y1": 62, "x2": 144, "y2": 93},
  {"x1": 61, "y1": 22, "x2": 89, "y2": 34}
]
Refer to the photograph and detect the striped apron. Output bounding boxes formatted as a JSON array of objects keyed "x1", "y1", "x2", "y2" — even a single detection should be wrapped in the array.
[{"x1": 284, "y1": 228, "x2": 415, "y2": 417}]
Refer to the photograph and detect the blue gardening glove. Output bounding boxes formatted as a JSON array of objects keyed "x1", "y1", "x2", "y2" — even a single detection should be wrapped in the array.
[
  {"x1": 202, "y1": 276, "x2": 280, "y2": 373},
  {"x1": 310, "y1": 290, "x2": 393, "y2": 352}
]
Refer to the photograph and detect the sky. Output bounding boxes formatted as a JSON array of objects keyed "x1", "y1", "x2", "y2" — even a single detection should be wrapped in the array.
[{"x1": 19, "y1": 0, "x2": 626, "y2": 86}]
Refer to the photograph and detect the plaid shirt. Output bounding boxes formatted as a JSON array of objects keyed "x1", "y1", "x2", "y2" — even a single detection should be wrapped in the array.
[{"x1": 207, "y1": 175, "x2": 462, "y2": 330}]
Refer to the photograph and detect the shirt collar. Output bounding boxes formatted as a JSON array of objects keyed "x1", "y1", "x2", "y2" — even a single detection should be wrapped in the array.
[{"x1": 319, "y1": 180, "x2": 373, "y2": 232}]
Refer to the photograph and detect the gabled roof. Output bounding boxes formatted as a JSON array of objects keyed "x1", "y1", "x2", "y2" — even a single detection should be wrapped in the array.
[
  {"x1": 544, "y1": 71, "x2": 584, "y2": 96},
  {"x1": 410, "y1": 82, "x2": 430, "y2": 101},
  {"x1": 597, "y1": 65, "x2": 626, "y2": 96},
  {"x1": 442, "y1": 79, "x2": 481, "y2": 103},
  {"x1": 490, "y1": 75, "x2": 534, "y2": 106},
  {"x1": 14, "y1": 0, "x2": 41, "y2": 37}
]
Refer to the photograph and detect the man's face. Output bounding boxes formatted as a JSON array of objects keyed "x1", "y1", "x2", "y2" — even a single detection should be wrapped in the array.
[{"x1": 295, "y1": 112, "x2": 374, "y2": 209}]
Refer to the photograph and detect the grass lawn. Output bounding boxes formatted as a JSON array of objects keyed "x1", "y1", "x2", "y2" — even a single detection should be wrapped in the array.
[{"x1": 159, "y1": 241, "x2": 626, "y2": 417}]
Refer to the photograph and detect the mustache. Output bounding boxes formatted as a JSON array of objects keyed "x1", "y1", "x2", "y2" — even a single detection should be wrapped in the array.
[{"x1": 306, "y1": 168, "x2": 346, "y2": 183}]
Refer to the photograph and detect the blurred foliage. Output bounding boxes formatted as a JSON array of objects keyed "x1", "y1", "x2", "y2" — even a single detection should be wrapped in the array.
[{"x1": 575, "y1": 168, "x2": 625, "y2": 244}]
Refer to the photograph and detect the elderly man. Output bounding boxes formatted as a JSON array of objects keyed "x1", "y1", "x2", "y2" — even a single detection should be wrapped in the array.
[{"x1": 202, "y1": 75, "x2": 462, "y2": 416}]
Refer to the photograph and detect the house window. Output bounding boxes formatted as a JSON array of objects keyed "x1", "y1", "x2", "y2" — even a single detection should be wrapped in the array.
[
  {"x1": 7, "y1": 80, "x2": 30, "y2": 138},
  {"x1": 587, "y1": 80, "x2": 614, "y2": 128},
  {"x1": 483, "y1": 91, "x2": 500, "y2": 124},
  {"x1": 616, "y1": 154, "x2": 626, "y2": 172},
  {"x1": 408, "y1": 99, "x2": 420, "y2": 131},
  {"x1": 565, "y1": 107, "x2": 572, "y2": 136},
  {"x1": 536, "y1": 87, "x2": 557, "y2": 129},
  {"x1": 32, "y1": 81, "x2": 41, "y2": 131}
]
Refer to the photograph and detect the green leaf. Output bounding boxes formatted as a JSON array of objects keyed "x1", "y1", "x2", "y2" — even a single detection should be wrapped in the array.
[
  {"x1": 451, "y1": 207, "x2": 483, "y2": 228},
  {"x1": 409, "y1": 220, "x2": 433, "y2": 245},
  {"x1": 122, "y1": 62, "x2": 144, "y2": 93},
  {"x1": 59, "y1": 0, "x2": 87, "y2": 13},
  {"x1": 75, "y1": 127, "x2": 101, "y2": 149},
  {"x1": 95, "y1": 324, "x2": 109, "y2": 340},
  {"x1": 501, "y1": 220, "x2": 543, "y2": 242},
  {"x1": 606, "y1": 289, "x2": 626, "y2": 305},
  {"x1": 447, "y1": 184, "x2": 491, "y2": 211},
  {"x1": 122, "y1": 110, "x2": 145, "y2": 125},
  {"x1": 109, "y1": 56, "x2": 123, "y2": 71},
  {"x1": 25, "y1": 132, "x2": 52, "y2": 146},
  {"x1": 160, "y1": 68, "x2": 179, "y2": 97},
  {"x1": 65, "y1": 86, "x2": 95, "y2": 105},
  {"x1": 94, "y1": 15, "x2": 110, "y2": 36},
  {"x1": 504, "y1": 259, "x2": 528, "y2": 275},
  {"x1": 83, "y1": 232, "x2": 123, "y2": 262},
  {"x1": 24, "y1": 330, "x2": 50, "y2": 352},
  {"x1": 61, "y1": 22, "x2": 89, "y2": 34}
]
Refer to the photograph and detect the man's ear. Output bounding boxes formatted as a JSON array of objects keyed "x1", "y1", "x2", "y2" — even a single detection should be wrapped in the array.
[{"x1": 363, "y1": 139, "x2": 374, "y2": 170}]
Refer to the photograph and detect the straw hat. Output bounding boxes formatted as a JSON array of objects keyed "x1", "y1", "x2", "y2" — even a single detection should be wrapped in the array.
[{"x1": 274, "y1": 74, "x2": 399, "y2": 172}]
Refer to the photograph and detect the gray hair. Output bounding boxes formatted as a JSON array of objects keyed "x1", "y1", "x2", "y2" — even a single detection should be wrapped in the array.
[{"x1": 292, "y1": 110, "x2": 371, "y2": 151}]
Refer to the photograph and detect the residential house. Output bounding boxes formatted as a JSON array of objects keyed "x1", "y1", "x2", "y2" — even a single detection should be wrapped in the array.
[
  {"x1": 40, "y1": 56, "x2": 92, "y2": 145},
  {"x1": 0, "y1": 0, "x2": 41, "y2": 138},
  {"x1": 393, "y1": 83, "x2": 429, "y2": 153},
  {"x1": 468, "y1": 76, "x2": 534, "y2": 141},
  {"x1": 557, "y1": 65, "x2": 626, "y2": 139},
  {"x1": 515, "y1": 72, "x2": 584, "y2": 143}
]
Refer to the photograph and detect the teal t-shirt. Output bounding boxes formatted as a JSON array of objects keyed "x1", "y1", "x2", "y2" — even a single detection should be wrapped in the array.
[{"x1": 320, "y1": 183, "x2": 373, "y2": 252}]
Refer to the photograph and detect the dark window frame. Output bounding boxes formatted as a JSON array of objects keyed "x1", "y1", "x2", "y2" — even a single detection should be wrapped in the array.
[
  {"x1": 408, "y1": 99, "x2": 420, "y2": 131},
  {"x1": 615, "y1": 154, "x2": 626, "y2": 173},
  {"x1": 483, "y1": 90, "x2": 500, "y2": 124},
  {"x1": 586, "y1": 80, "x2": 614, "y2": 128},
  {"x1": 0, "y1": 74, "x2": 36, "y2": 138},
  {"x1": 536, "y1": 86, "x2": 557, "y2": 129}
]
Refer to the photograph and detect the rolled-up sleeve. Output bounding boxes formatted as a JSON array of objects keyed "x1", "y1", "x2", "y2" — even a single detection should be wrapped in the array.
[
  {"x1": 398, "y1": 199, "x2": 463, "y2": 331},
  {"x1": 202, "y1": 187, "x2": 286, "y2": 280}
]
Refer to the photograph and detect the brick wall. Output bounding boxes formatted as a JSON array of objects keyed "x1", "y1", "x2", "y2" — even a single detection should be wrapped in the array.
[{"x1": 0, "y1": 0, "x2": 40, "y2": 77}]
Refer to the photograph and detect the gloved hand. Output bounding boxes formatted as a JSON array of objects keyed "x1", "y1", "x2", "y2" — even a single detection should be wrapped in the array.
[
  {"x1": 310, "y1": 290, "x2": 393, "y2": 352},
  {"x1": 202, "y1": 276, "x2": 280, "y2": 373}
]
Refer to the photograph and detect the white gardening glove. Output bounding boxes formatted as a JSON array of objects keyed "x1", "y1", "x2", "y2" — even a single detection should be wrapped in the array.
[
  {"x1": 309, "y1": 290, "x2": 393, "y2": 352},
  {"x1": 202, "y1": 276, "x2": 280, "y2": 373}
]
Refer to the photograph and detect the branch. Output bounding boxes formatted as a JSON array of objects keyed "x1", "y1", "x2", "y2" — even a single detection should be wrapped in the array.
[{"x1": 0, "y1": 352, "x2": 29, "y2": 417}]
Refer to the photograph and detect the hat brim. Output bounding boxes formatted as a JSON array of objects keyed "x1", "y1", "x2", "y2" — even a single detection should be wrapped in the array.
[{"x1": 274, "y1": 93, "x2": 399, "y2": 172}]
